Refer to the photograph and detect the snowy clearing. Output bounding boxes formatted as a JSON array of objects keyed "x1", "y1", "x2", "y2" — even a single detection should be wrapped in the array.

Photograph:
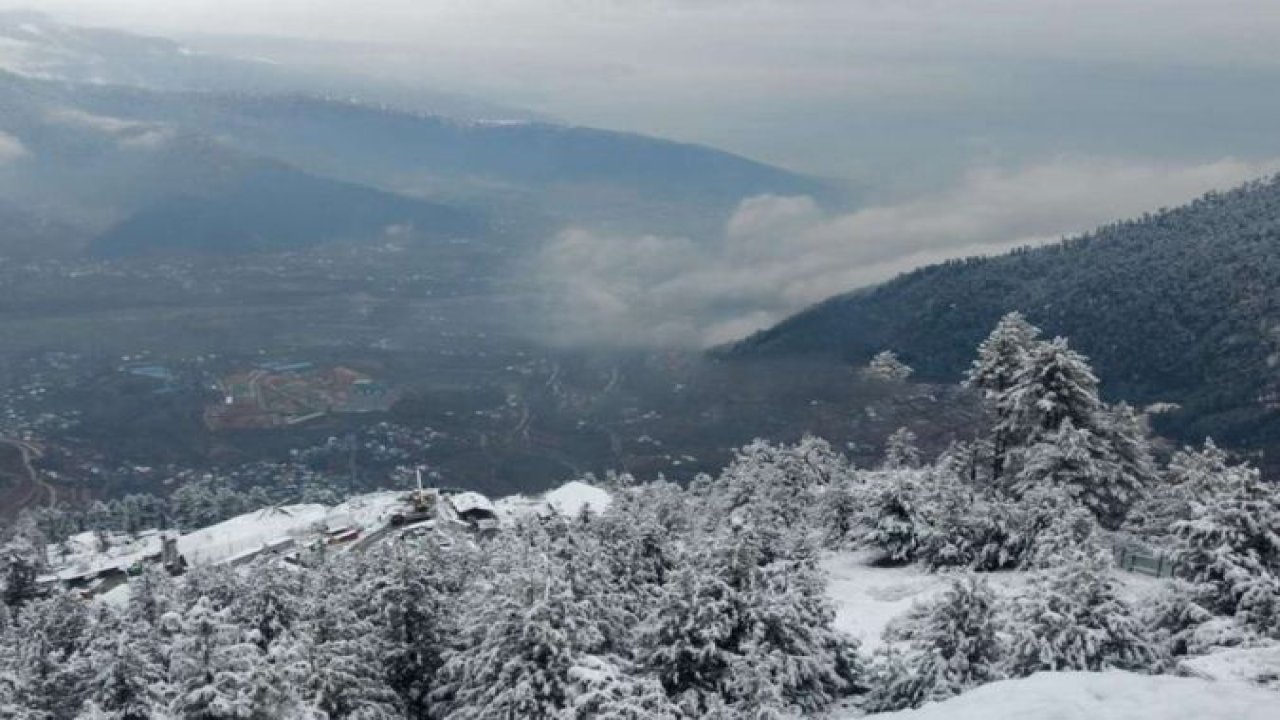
[
  {"x1": 822, "y1": 551, "x2": 1168, "y2": 651},
  {"x1": 857, "y1": 671, "x2": 1276, "y2": 719}
]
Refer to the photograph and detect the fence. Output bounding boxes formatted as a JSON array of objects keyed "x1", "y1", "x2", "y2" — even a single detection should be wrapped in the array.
[{"x1": 1112, "y1": 541, "x2": 1179, "y2": 579}]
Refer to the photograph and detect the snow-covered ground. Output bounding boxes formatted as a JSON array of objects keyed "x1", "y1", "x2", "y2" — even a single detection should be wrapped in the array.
[
  {"x1": 822, "y1": 551, "x2": 1168, "y2": 651},
  {"x1": 853, "y1": 671, "x2": 1276, "y2": 719},
  {"x1": 1180, "y1": 645, "x2": 1280, "y2": 690}
]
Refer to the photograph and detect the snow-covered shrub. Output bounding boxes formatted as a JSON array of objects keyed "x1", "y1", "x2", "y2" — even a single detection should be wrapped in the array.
[
  {"x1": 864, "y1": 577, "x2": 1006, "y2": 712},
  {"x1": 1139, "y1": 580, "x2": 1215, "y2": 663},
  {"x1": 861, "y1": 646, "x2": 934, "y2": 714},
  {"x1": 1018, "y1": 486, "x2": 1101, "y2": 569}
]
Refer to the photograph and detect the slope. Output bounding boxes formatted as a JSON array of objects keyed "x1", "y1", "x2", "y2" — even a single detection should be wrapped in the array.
[{"x1": 731, "y1": 177, "x2": 1280, "y2": 454}]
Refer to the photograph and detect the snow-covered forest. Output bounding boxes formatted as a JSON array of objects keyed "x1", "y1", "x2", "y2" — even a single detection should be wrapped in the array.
[{"x1": 2, "y1": 313, "x2": 1279, "y2": 718}]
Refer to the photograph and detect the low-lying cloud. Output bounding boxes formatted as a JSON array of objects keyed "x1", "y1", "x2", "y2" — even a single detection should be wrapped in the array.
[{"x1": 535, "y1": 156, "x2": 1280, "y2": 348}]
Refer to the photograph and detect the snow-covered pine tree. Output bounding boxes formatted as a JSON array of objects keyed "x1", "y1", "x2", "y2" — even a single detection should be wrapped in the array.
[
  {"x1": 167, "y1": 596, "x2": 280, "y2": 720},
  {"x1": 965, "y1": 311, "x2": 1041, "y2": 398},
  {"x1": 434, "y1": 541, "x2": 611, "y2": 720},
  {"x1": 563, "y1": 654, "x2": 678, "y2": 720},
  {"x1": 352, "y1": 545, "x2": 455, "y2": 718},
  {"x1": 1007, "y1": 337, "x2": 1103, "y2": 439},
  {"x1": 964, "y1": 311, "x2": 1042, "y2": 481},
  {"x1": 1007, "y1": 548, "x2": 1161, "y2": 675},
  {"x1": 637, "y1": 560, "x2": 739, "y2": 715},
  {"x1": 1003, "y1": 337, "x2": 1154, "y2": 526},
  {"x1": 861, "y1": 469, "x2": 926, "y2": 564},
  {"x1": 1, "y1": 514, "x2": 47, "y2": 618},
  {"x1": 1171, "y1": 462, "x2": 1280, "y2": 634},
  {"x1": 863, "y1": 350, "x2": 914, "y2": 382},
  {"x1": 882, "y1": 427, "x2": 921, "y2": 470},
  {"x1": 730, "y1": 538, "x2": 863, "y2": 714},
  {"x1": 82, "y1": 625, "x2": 172, "y2": 720},
  {"x1": 4, "y1": 591, "x2": 98, "y2": 717},
  {"x1": 293, "y1": 592, "x2": 400, "y2": 720},
  {"x1": 819, "y1": 478, "x2": 862, "y2": 549},
  {"x1": 1126, "y1": 439, "x2": 1236, "y2": 540},
  {"x1": 708, "y1": 437, "x2": 851, "y2": 540},
  {"x1": 1020, "y1": 486, "x2": 1100, "y2": 569},
  {"x1": 865, "y1": 577, "x2": 1004, "y2": 711}
]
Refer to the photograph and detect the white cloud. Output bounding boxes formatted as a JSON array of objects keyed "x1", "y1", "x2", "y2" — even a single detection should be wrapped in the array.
[
  {"x1": 535, "y1": 156, "x2": 1280, "y2": 348},
  {"x1": 0, "y1": 129, "x2": 26, "y2": 164}
]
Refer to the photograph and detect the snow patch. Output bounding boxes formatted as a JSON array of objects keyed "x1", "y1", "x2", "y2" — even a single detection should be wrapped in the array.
[
  {"x1": 1180, "y1": 645, "x2": 1280, "y2": 689},
  {"x1": 859, "y1": 671, "x2": 1276, "y2": 719}
]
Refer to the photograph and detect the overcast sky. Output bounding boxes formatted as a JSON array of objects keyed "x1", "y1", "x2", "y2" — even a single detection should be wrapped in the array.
[
  {"x1": 8, "y1": 1, "x2": 1280, "y2": 345},
  {"x1": 10, "y1": 0, "x2": 1280, "y2": 183}
]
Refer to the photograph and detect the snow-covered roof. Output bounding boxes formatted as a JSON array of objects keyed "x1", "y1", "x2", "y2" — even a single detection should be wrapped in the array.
[
  {"x1": 544, "y1": 481, "x2": 612, "y2": 517},
  {"x1": 179, "y1": 503, "x2": 328, "y2": 566},
  {"x1": 448, "y1": 491, "x2": 496, "y2": 515}
]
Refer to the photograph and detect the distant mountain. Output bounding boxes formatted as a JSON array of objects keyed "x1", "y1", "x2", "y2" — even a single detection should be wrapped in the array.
[
  {"x1": 730, "y1": 177, "x2": 1280, "y2": 457},
  {"x1": 88, "y1": 159, "x2": 484, "y2": 258},
  {"x1": 0, "y1": 9, "x2": 540, "y2": 122},
  {"x1": 0, "y1": 57, "x2": 833, "y2": 258},
  {"x1": 0, "y1": 70, "x2": 486, "y2": 257},
  {"x1": 59, "y1": 84, "x2": 833, "y2": 237},
  {"x1": 0, "y1": 11, "x2": 838, "y2": 249}
]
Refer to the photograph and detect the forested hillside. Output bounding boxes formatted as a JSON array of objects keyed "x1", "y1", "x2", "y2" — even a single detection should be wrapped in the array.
[{"x1": 731, "y1": 176, "x2": 1280, "y2": 457}]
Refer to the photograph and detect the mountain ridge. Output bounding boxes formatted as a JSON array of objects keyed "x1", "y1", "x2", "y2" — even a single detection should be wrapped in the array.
[{"x1": 728, "y1": 176, "x2": 1280, "y2": 458}]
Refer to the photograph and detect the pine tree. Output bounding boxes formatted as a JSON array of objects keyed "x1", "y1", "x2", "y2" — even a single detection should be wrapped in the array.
[
  {"x1": 564, "y1": 655, "x2": 678, "y2": 720},
  {"x1": 83, "y1": 626, "x2": 171, "y2": 720},
  {"x1": 435, "y1": 548, "x2": 604, "y2": 720},
  {"x1": 358, "y1": 546, "x2": 453, "y2": 718},
  {"x1": 863, "y1": 351, "x2": 914, "y2": 382},
  {"x1": 1007, "y1": 548, "x2": 1161, "y2": 675},
  {"x1": 1127, "y1": 439, "x2": 1236, "y2": 540},
  {"x1": 167, "y1": 596, "x2": 278, "y2": 720},
  {"x1": 637, "y1": 561, "x2": 739, "y2": 714},
  {"x1": 964, "y1": 312, "x2": 1041, "y2": 480},
  {"x1": 1172, "y1": 463, "x2": 1280, "y2": 633},
  {"x1": 861, "y1": 470, "x2": 925, "y2": 564},
  {"x1": 295, "y1": 597, "x2": 400, "y2": 719},
  {"x1": 865, "y1": 577, "x2": 1005, "y2": 710},
  {"x1": 882, "y1": 428, "x2": 921, "y2": 470},
  {"x1": 1000, "y1": 337, "x2": 1153, "y2": 526}
]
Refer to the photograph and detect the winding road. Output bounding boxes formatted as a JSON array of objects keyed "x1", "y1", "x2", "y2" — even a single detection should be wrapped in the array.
[{"x1": 0, "y1": 438, "x2": 56, "y2": 514}]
